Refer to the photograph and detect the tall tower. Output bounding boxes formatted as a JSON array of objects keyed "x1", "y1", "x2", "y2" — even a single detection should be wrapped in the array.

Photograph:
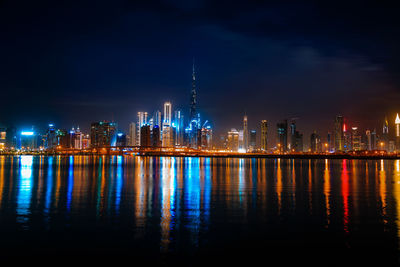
[
  {"x1": 395, "y1": 113, "x2": 400, "y2": 151},
  {"x1": 334, "y1": 115, "x2": 344, "y2": 152},
  {"x1": 382, "y1": 116, "x2": 389, "y2": 150},
  {"x1": 190, "y1": 60, "x2": 197, "y2": 121},
  {"x1": 261, "y1": 120, "x2": 268, "y2": 151},
  {"x1": 243, "y1": 115, "x2": 248, "y2": 151}
]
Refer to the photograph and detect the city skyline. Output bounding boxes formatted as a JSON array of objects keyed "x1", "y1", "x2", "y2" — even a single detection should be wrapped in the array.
[{"x1": 2, "y1": 1, "x2": 400, "y2": 140}]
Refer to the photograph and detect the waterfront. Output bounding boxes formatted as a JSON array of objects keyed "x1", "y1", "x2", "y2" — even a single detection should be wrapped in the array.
[{"x1": 0, "y1": 155, "x2": 400, "y2": 265}]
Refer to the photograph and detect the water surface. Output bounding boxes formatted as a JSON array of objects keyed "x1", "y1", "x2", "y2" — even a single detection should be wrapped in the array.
[{"x1": 0, "y1": 155, "x2": 399, "y2": 265}]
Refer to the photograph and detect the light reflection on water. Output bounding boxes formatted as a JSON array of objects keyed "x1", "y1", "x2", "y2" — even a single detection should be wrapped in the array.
[{"x1": 0, "y1": 156, "x2": 400, "y2": 263}]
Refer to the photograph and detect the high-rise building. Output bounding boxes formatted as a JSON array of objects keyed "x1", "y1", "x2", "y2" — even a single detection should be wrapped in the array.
[
  {"x1": 343, "y1": 124, "x2": 351, "y2": 152},
  {"x1": 396, "y1": 113, "x2": 400, "y2": 151},
  {"x1": 382, "y1": 116, "x2": 389, "y2": 150},
  {"x1": 19, "y1": 130, "x2": 37, "y2": 150},
  {"x1": 186, "y1": 61, "x2": 199, "y2": 149},
  {"x1": 327, "y1": 132, "x2": 332, "y2": 152},
  {"x1": 137, "y1": 112, "x2": 148, "y2": 145},
  {"x1": 154, "y1": 110, "x2": 162, "y2": 127},
  {"x1": 152, "y1": 125, "x2": 161, "y2": 147},
  {"x1": 128, "y1": 122, "x2": 136, "y2": 146},
  {"x1": 277, "y1": 120, "x2": 288, "y2": 153},
  {"x1": 90, "y1": 121, "x2": 117, "y2": 148},
  {"x1": 261, "y1": 120, "x2": 268, "y2": 151},
  {"x1": 289, "y1": 120, "x2": 303, "y2": 152},
  {"x1": 116, "y1": 133, "x2": 127, "y2": 147},
  {"x1": 249, "y1": 130, "x2": 256, "y2": 151},
  {"x1": 366, "y1": 130, "x2": 372, "y2": 151},
  {"x1": 163, "y1": 102, "x2": 172, "y2": 126},
  {"x1": 310, "y1": 131, "x2": 321, "y2": 152},
  {"x1": 334, "y1": 115, "x2": 344, "y2": 152},
  {"x1": 227, "y1": 129, "x2": 239, "y2": 152},
  {"x1": 243, "y1": 115, "x2": 248, "y2": 151},
  {"x1": 200, "y1": 126, "x2": 213, "y2": 150},
  {"x1": 0, "y1": 127, "x2": 6, "y2": 150},
  {"x1": 140, "y1": 125, "x2": 151, "y2": 147},
  {"x1": 45, "y1": 124, "x2": 57, "y2": 149},
  {"x1": 351, "y1": 127, "x2": 361, "y2": 151},
  {"x1": 174, "y1": 110, "x2": 184, "y2": 146}
]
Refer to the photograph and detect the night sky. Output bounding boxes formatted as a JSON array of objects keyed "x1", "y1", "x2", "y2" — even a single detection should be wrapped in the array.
[{"x1": 2, "y1": 0, "x2": 400, "y2": 146}]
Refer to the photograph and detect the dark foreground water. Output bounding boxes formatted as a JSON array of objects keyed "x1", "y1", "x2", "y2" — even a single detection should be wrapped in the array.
[{"x1": 0, "y1": 155, "x2": 400, "y2": 265}]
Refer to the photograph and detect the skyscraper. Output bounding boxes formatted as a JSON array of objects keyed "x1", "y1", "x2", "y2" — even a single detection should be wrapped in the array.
[
  {"x1": 190, "y1": 60, "x2": 197, "y2": 122},
  {"x1": 227, "y1": 129, "x2": 239, "y2": 152},
  {"x1": 396, "y1": 113, "x2": 400, "y2": 150},
  {"x1": 261, "y1": 120, "x2": 268, "y2": 151},
  {"x1": 277, "y1": 120, "x2": 288, "y2": 153},
  {"x1": 334, "y1": 115, "x2": 344, "y2": 152},
  {"x1": 383, "y1": 116, "x2": 389, "y2": 150},
  {"x1": 162, "y1": 102, "x2": 173, "y2": 147},
  {"x1": 243, "y1": 115, "x2": 248, "y2": 152},
  {"x1": 351, "y1": 127, "x2": 361, "y2": 151},
  {"x1": 249, "y1": 130, "x2": 256, "y2": 151},
  {"x1": 137, "y1": 112, "x2": 148, "y2": 146},
  {"x1": 128, "y1": 122, "x2": 136, "y2": 146},
  {"x1": 310, "y1": 131, "x2": 321, "y2": 152},
  {"x1": 289, "y1": 120, "x2": 303, "y2": 152},
  {"x1": 90, "y1": 121, "x2": 117, "y2": 148}
]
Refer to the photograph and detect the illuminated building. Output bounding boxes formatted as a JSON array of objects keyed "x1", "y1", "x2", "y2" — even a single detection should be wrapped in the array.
[
  {"x1": 310, "y1": 131, "x2": 321, "y2": 152},
  {"x1": 68, "y1": 127, "x2": 82, "y2": 149},
  {"x1": 128, "y1": 122, "x2": 136, "y2": 146},
  {"x1": 174, "y1": 110, "x2": 184, "y2": 146},
  {"x1": 382, "y1": 116, "x2": 389, "y2": 150},
  {"x1": 140, "y1": 125, "x2": 151, "y2": 147},
  {"x1": 334, "y1": 115, "x2": 344, "y2": 152},
  {"x1": 243, "y1": 115, "x2": 248, "y2": 151},
  {"x1": 137, "y1": 112, "x2": 148, "y2": 146},
  {"x1": 162, "y1": 102, "x2": 173, "y2": 147},
  {"x1": 90, "y1": 121, "x2": 117, "y2": 148},
  {"x1": 290, "y1": 120, "x2": 303, "y2": 152},
  {"x1": 57, "y1": 129, "x2": 69, "y2": 148},
  {"x1": 261, "y1": 120, "x2": 268, "y2": 151},
  {"x1": 154, "y1": 110, "x2": 162, "y2": 128},
  {"x1": 116, "y1": 133, "x2": 126, "y2": 146},
  {"x1": 82, "y1": 134, "x2": 90, "y2": 149},
  {"x1": 6, "y1": 126, "x2": 16, "y2": 149},
  {"x1": 45, "y1": 123, "x2": 57, "y2": 149},
  {"x1": 277, "y1": 120, "x2": 288, "y2": 153},
  {"x1": 186, "y1": 61, "x2": 199, "y2": 149},
  {"x1": 366, "y1": 130, "x2": 372, "y2": 150},
  {"x1": 343, "y1": 124, "x2": 351, "y2": 152},
  {"x1": 227, "y1": 129, "x2": 239, "y2": 152},
  {"x1": 396, "y1": 113, "x2": 400, "y2": 150},
  {"x1": 200, "y1": 125, "x2": 213, "y2": 150},
  {"x1": 19, "y1": 130, "x2": 37, "y2": 150},
  {"x1": 249, "y1": 130, "x2": 256, "y2": 151},
  {"x1": 351, "y1": 127, "x2": 361, "y2": 151},
  {"x1": 0, "y1": 127, "x2": 6, "y2": 150},
  {"x1": 371, "y1": 129, "x2": 377, "y2": 150},
  {"x1": 327, "y1": 131, "x2": 332, "y2": 152}
]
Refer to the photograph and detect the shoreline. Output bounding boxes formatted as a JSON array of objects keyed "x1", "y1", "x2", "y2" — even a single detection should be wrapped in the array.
[{"x1": 0, "y1": 151, "x2": 398, "y2": 160}]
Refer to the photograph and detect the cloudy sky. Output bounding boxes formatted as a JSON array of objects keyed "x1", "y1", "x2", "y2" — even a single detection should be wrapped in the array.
[{"x1": 1, "y1": 0, "x2": 400, "y2": 146}]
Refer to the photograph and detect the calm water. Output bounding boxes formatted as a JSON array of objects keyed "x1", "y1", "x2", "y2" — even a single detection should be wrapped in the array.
[{"x1": 0, "y1": 155, "x2": 400, "y2": 265}]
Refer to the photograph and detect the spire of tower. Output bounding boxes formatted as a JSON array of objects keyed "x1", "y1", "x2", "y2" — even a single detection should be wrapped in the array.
[{"x1": 190, "y1": 58, "x2": 197, "y2": 121}]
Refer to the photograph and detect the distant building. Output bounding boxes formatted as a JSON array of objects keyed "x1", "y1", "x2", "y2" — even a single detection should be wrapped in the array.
[
  {"x1": 0, "y1": 127, "x2": 6, "y2": 150},
  {"x1": 290, "y1": 120, "x2": 303, "y2": 152},
  {"x1": 382, "y1": 116, "x2": 389, "y2": 150},
  {"x1": 396, "y1": 113, "x2": 400, "y2": 151},
  {"x1": 140, "y1": 125, "x2": 151, "y2": 147},
  {"x1": 243, "y1": 115, "x2": 248, "y2": 151},
  {"x1": 277, "y1": 120, "x2": 288, "y2": 152},
  {"x1": 90, "y1": 121, "x2": 117, "y2": 148},
  {"x1": 19, "y1": 130, "x2": 38, "y2": 150},
  {"x1": 310, "y1": 131, "x2": 321, "y2": 152},
  {"x1": 249, "y1": 130, "x2": 256, "y2": 151},
  {"x1": 116, "y1": 133, "x2": 127, "y2": 147},
  {"x1": 227, "y1": 129, "x2": 239, "y2": 152},
  {"x1": 152, "y1": 125, "x2": 161, "y2": 147},
  {"x1": 201, "y1": 126, "x2": 213, "y2": 150},
  {"x1": 351, "y1": 127, "x2": 361, "y2": 151},
  {"x1": 343, "y1": 124, "x2": 351, "y2": 152},
  {"x1": 128, "y1": 122, "x2": 136, "y2": 146},
  {"x1": 137, "y1": 112, "x2": 148, "y2": 146},
  {"x1": 261, "y1": 120, "x2": 268, "y2": 151},
  {"x1": 334, "y1": 115, "x2": 344, "y2": 152}
]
